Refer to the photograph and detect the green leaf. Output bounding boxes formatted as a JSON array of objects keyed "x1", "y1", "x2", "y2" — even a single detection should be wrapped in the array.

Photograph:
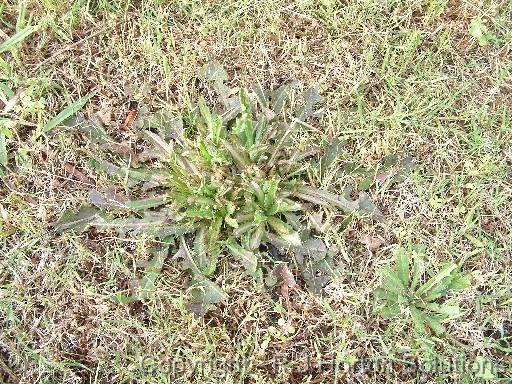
[
  {"x1": 267, "y1": 216, "x2": 296, "y2": 237},
  {"x1": 277, "y1": 231, "x2": 302, "y2": 247},
  {"x1": 435, "y1": 303, "x2": 461, "y2": 318},
  {"x1": 53, "y1": 207, "x2": 105, "y2": 234},
  {"x1": 357, "y1": 192, "x2": 385, "y2": 222},
  {"x1": 469, "y1": 18, "x2": 491, "y2": 46},
  {"x1": 321, "y1": 137, "x2": 344, "y2": 171},
  {"x1": 379, "y1": 301, "x2": 401, "y2": 319},
  {"x1": 98, "y1": 212, "x2": 191, "y2": 238},
  {"x1": 203, "y1": 60, "x2": 228, "y2": 83},
  {"x1": 188, "y1": 277, "x2": 227, "y2": 309},
  {"x1": 226, "y1": 238, "x2": 258, "y2": 275},
  {"x1": 143, "y1": 109, "x2": 184, "y2": 143},
  {"x1": 249, "y1": 223, "x2": 265, "y2": 250},
  {"x1": 266, "y1": 122, "x2": 295, "y2": 167},
  {"x1": 143, "y1": 130, "x2": 174, "y2": 157},
  {"x1": 271, "y1": 81, "x2": 299, "y2": 116},
  {"x1": 396, "y1": 249, "x2": 410, "y2": 286},
  {"x1": 89, "y1": 158, "x2": 167, "y2": 185},
  {"x1": 283, "y1": 211, "x2": 302, "y2": 230},
  {"x1": 293, "y1": 238, "x2": 327, "y2": 262},
  {"x1": 416, "y1": 262, "x2": 458, "y2": 297},
  {"x1": 423, "y1": 278, "x2": 451, "y2": 302},
  {"x1": 380, "y1": 266, "x2": 406, "y2": 295},
  {"x1": 220, "y1": 138, "x2": 250, "y2": 169},
  {"x1": 294, "y1": 186, "x2": 359, "y2": 213},
  {"x1": 252, "y1": 83, "x2": 268, "y2": 108},
  {"x1": 88, "y1": 189, "x2": 126, "y2": 209},
  {"x1": 473, "y1": 356, "x2": 496, "y2": 380},
  {"x1": 178, "y1": 236, "x2": 203, "y2": 277},
  {"x1": 265, "y1": 231, "x2": 292, "y2": 250},
  {"x1": 294, "y1": 245, "x2": 335, "y2": 293},
  {"x1": 114, "y1": 293, "x2": 139, "y2": 305},
  {"x1": 0, "y1": 83, "x2": 14, "y2": 98},
  {"x1": 222, "y1": 96, "x2": 242, "y2": 123},
  {"x1": 425, "y1": 314, "x2": 446, "y2": 336},
  {"x1": 296, "y1": 86, "x2": 322, "y2": 121},
  {"x1": 411, "y1": 257, "x2": 422, "y2": 291},
  {"x1": 238, "y1": 89, "x2": 254, "y2": 147},
  {"x1": 205, "y1": 218, "x2": 222, "y2": 275},
  {"x1": 202, "y1": 60, "x2": 232, "y2": 107},
  {"x1": 0, "y1": 129, "x2": 7, "y2": 167},
  {"x1": 63, "y1": 113, "x2": 110, "y2": 143},
  {"x1": 193, "y1": 226, "x2": 214, "y2": 275},
  {"x1": 0, "y1": 25, "x2": 36, "y2": 53},
  {"x1": 375, "y1": 287, "x2": 399, "y2": 303},
  {"x1": 189, "y1": 280, "x2": 227, "y2": 305},
  {"x1": 124, "y1": 195, "x2": 170, "y2": 211},
  {"x1": 254, "y1": 114, "x2": 267, "y2": 144},
  {"x1": 43, "y1": 93, "x2": 94, "y2": 133},
  {"x1": 410, "y1": 306, "x2": 427, "y2": 335},
  {"x1": 262, "y1": 180, "x2": 279, "y2": 212},
  {"x1": 198, "y1": 97, "x2": 223, "y2": 145},
  {"x1": 197, "y1": 139, "x2": 214, "y2": 164},
  {"x1": 118, "y1": 250, "x2": 167, "y2": 303},
  {"x1": 448, "y1": 273, "x2": 471, "y2": 290}
]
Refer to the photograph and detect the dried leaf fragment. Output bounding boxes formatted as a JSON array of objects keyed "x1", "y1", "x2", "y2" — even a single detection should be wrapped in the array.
[
  {"x1": 361, "y1": 234, "x2": 385, "y2": 252},
  {"x1": 272, "y1": 263, "x2": 297, "y2": 288},
  {"x1": 64, "y1": 162, "x2": 94, "y2": 185}
]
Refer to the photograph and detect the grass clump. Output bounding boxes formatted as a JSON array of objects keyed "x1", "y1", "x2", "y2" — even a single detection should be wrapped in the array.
[{"x1": 55, "y1": 62, "x2": 383, "y2": 314}]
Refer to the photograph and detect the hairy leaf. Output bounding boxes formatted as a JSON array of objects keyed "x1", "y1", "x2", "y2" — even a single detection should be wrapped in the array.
[
  {"x1": 416, "y1": 263, "x2": 458, "y2": 297},
  {"x1": 203, "y1": 59, "x2": 232, "y2": 107},
  {"x1": 89, "y1": 189, "x2": 127, "y2": 209},
  {"x1": 380, "y1": 266, "x2": 406, "y2": 295},
  {"x1": 226, "y1": 238, "x2": 258, "y2": 276},
  {"x1": 271, "y1": 81, "x2": 299, "y2": 116},
  {"x1": 321, "y1": 137, "x2": 344, "y2": 171},
  {"x1": 144, "y1": 109, "x2": 185, "y2": 143},
  {"x1": 54, "y1": 207, "x2": 105, "y2": 233},
  {"x1": 296, "y1": 86, "x2": 322, "y2": 121},
  {"x1": 124, "y1": 195, "x2": 170, "y2": 211},
  {"x1": 98, "y1": 212, "x2": 191, "y2": 238},
  {"x1": 188, "y1": 277, "x2": 227, "y2": 315},
  {"x1": 293, "y1": 238, "x2": 327, "y2": 263},
  {"x1": 396, "y1": 249, "x2": 410, "y2": 286}
]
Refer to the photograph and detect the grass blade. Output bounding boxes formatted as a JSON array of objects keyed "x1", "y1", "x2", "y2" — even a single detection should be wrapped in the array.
[
  {"x1": 43, "y1": 92, "x2": 94, "y2": 133},
  {"x1": 0, "y1": 25, "x2": 36, "y2": 54}
]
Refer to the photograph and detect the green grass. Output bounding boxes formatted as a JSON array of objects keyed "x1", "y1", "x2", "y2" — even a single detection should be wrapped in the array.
[{"x1": 1, "y1": 0, "x2": 511, "y2": 382}]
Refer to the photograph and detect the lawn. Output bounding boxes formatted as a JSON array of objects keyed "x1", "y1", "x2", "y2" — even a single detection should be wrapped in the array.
[{"x1": 0, "y1": 1, "x2": 511, "y2": 383}]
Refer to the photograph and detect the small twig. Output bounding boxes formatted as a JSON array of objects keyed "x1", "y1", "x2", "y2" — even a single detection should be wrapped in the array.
[{"x1": 32, "y1": 26, "x2": 110, "y2": 72}]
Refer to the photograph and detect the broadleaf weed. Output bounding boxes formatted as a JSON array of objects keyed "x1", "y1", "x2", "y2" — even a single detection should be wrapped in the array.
[{"x1": 56, "y1": 63, "x2": 386, "y2": 314}]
